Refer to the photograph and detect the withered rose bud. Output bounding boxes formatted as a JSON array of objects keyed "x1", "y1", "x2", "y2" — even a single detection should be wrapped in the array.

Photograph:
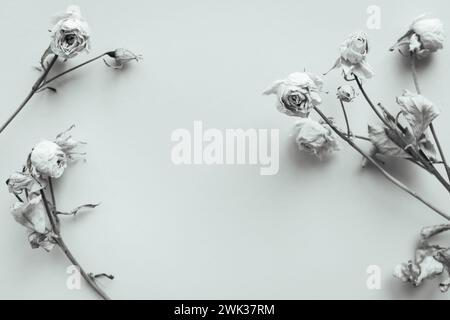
[
  {"x1": 104, "y1": 49, "x2": 142, "y2": 69},
  {"x1": 391, "y1": 15, "x2": 444, "y2": 59},
  {"x1": 337, "y1": 85, "x2": 356, "y2": 102},
  {"x1": 326, "y1": 31, "x2": 374, "y2": 79}
]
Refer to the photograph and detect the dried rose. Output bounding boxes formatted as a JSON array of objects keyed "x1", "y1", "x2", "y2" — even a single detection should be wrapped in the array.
[
  {"x1": 391, "y1": 15, "x2": 444, "y2": 59},
  {"x1": 337, "y1": 85, "x2": 356, "y2": 102},
  {"x1": 327, "y1": 31, "x2": 374, "y2": 79},
  {"x1": 263, "y1": 72, "x2": 323, "y2": 117},
  {"x1": 50, "y1": 5, "x2": 90, "y2": 59},
  {"x1": 30, "y1": 141, "x2": 67, "y2": 179},
  {"x1": 293, "y1": 118, "x2": 339, "y2": 159}
]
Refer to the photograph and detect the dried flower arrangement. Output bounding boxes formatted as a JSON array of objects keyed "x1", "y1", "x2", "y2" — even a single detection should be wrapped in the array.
[
  {"x1": 7, "y1": 126, "x2": 111, "y2": 299},
  {"x1": 0, "y1": 5, "x2": 141, "y2": 135},
  {"x1": 264, "y1": 14, "x2": 450, "y2": 292},
  {"x1": 3, "y1": 5, "x2": 142, "y2": 300}
]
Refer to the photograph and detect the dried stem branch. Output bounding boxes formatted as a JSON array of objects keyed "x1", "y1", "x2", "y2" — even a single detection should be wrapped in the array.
[
  {"x1": 38, "y1": 52, "x2": 109, "y2": 90},
  {"x1": 355, "y1": 74, "x2": 450, "y2": 193},
  {"x1": 340, "y1": 99, "x2": 352, "y2": 136},
  {"x1": 0, "y1": 54, "x2": 58, "y2": 135},
  {"x1": 411, "y1": 56, "x2": 450, "y2": 182},
  {"x1": 314, "y1": 106, "x2": 450, "y2": 221}
]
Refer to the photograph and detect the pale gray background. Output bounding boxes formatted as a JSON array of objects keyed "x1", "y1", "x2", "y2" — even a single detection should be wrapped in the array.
[{"x1": 0, "y1": 0, "x2": 450, "y2": 300}]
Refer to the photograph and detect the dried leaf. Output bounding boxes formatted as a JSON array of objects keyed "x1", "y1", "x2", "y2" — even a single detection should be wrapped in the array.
[
  {"x1": 368, "y1": 125, "x2": 410, "y2": 158},
  {"x1": 397, "y1": 91, "x2": 440, "y2": 140},
  {"x1": 56, "y1": 203, "x2": 100, "y2": 216}
]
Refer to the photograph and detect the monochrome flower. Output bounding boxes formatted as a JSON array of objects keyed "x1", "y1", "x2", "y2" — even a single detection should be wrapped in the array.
[
  {"x1": 293, "y1": 118, "x2": 339, "y2": 159},
  {"x1": 391, "y1": 15, "x2": 444, "y2": 59},
  {"x1": 50, "y1": 5, "x2": 90, "y2": 59},
  {"x1": 263, "y1": 72, "x2": 323, "y2": 117},
  {"x1": 326, "y1": 31, "x2": 374, "y2": 79},
  {"x1": 104, "y1": 49, "x2": 142, "y2": 69},
  {"x1": 6, "y1": 172, "x2": 40, "y2": 195},
  {"x1": 337, "y1": 84, "x2": 356, "y2": 102},
  {"x1": 11, "y1": 196, "x2": 47, "y2": 234},
  {"x1": 30, "y1": 140, "x2": 68, "y2": 179}
]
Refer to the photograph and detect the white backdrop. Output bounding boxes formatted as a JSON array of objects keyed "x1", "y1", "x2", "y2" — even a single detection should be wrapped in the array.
[{"x1": 1, "y1": 0, "x2": 450, "y2": 299}]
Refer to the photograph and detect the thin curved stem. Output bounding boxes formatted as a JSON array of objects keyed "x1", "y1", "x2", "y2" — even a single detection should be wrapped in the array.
[
  {"x1": 55, "y1": 237, "x2": 111, "y2": 300},
  {"x1": 38, "y1": 52, "x2": 109, "y2": 90},
  {"x1": 0, "y1": 55, "x2": 58, "y2": 135},
  {"x1": 340, "y1": 99, "x2": 352, "y2": 136},
  {"x1": 354, "y1": 76, "x2": 390, "y2": 127},
  {"x1": 355, "y1": 73, "x2": 450, "y2": 193},
  {"x1": 411, "y1": 56, "x2": 450, "y2": 182},
  {"x1": 48, "y1": 177, "x2": 56, "y2": 209},
  {"x1": 314, "y1": 106, "x2": 450, "y2": 221}
]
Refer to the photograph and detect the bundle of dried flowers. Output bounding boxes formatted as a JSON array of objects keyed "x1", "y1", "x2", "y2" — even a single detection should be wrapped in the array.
[
  {"x1": 264, "y1": 14, "x2": 450, "y2": 293},
  {"x1": 0, "y1": 5, "x2": 142, "y2": 136},
  {"x1": 7, "y1": 126, "x2": 112, "y2": 299}
]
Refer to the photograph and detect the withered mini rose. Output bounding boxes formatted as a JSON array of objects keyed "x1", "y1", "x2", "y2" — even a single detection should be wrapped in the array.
[{"x1": 263, "y1": 72, "x2": 323, "y2": 117}]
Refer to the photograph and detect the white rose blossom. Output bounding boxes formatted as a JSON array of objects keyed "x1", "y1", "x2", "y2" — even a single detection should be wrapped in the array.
[
  {"x1": 50, "y1": 5, "x2": 90, "y2": 59},
  {"x1": 293, "y1": 118, "x2": 339, "y2": 159},
  {"x1": 263, "y1": 72, "x2": 323, "y2": 117},
  {"x1": 104, "y1": 48, "x2": 142, "y2": 69},
  {"x1": 391, "y1": 14, "x2": 445, "y2": 59},
  {"x1": 327, "y1": 31, "x2": 374, "y2": 79}
]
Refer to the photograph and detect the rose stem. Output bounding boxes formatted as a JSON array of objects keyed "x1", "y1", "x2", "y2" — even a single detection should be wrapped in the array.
[
  {"x1": 55, "y1": 237, "x2": 111, "y2": 300},
  {"x1": 314, "y1": 106, "x2": 450, "y2": 221},
  {"x1": 38, "y1": 52, "x2": 110, "y2": 90},
  {"x1": 48, "y1": 177, "x2": 56, "y2": 209},
  {"x1": 411, "y1": 56, "x2": 450, "y2": 182},
  {"x1": 354, "y1": 76, "x2": 390, "y2": 127},
  {"x1": 339, "y1": 99, "x2": 352, "y2": 136},
  {"x1": 0, "y1": 55, "x2": 58, "y2": 135},
  {"x1": 355, "y1": 74, "x2": 450, "y2": 193},
  {"x1": 40, "y1": 188, "x2": 110, "y2": 300}
]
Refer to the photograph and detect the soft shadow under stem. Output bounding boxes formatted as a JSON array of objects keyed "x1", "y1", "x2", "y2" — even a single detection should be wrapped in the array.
[
  {"x1": 0, "y1": 54, "x2": 58, "y2": 135},
  {"x1": 313, "y1": 106, "x2": 450, "y2": 221},
  {"x1": 411, "y1": 56, "x2": 450, "y2": 183},
  {"x1": 40, "y1": 185, "x2": 110, "y2": 300}
]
